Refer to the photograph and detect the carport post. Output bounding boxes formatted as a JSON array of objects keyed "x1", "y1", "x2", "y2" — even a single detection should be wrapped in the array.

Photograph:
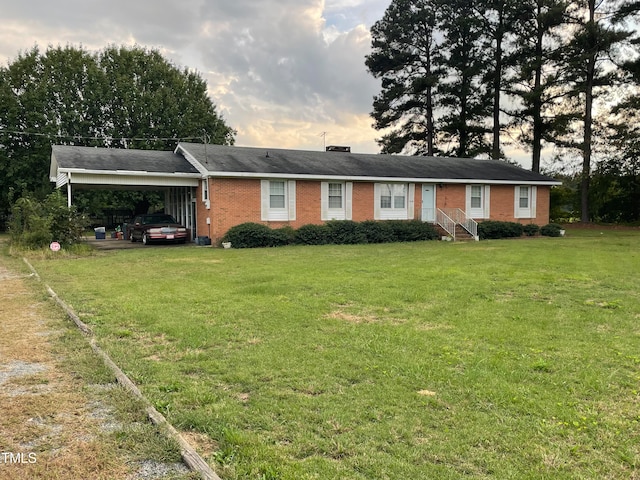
[{"x1": 67, "y1": 182, "x2": 72, "y2": 207}]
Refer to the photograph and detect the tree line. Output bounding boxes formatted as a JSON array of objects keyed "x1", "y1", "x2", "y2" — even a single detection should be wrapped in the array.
[
  {"x1": 366, "y1": 0, "x2": 640, "y2": 222},
  {"x1": 0, "y1": 45, "x2": 235, "y2": 229}
]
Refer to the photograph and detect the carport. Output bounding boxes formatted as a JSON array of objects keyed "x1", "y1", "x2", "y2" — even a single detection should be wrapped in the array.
[{"x1": 49, "y1": 146, "x2": 202, "y2": 239}]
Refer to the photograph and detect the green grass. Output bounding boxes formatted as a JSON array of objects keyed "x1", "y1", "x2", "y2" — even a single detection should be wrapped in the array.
[{"x1": 27, "y1": 229, "x2": 640, "y2": 479}]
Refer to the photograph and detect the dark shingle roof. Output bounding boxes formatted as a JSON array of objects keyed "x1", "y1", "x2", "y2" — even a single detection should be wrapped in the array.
[
  {"x1": 178, "y1": 143, "x2": 558, "y2": 184},
  {"x1": 52, "y1": 145, "x2": 200, "y2": 174},
  {"x1": 51, "y1": 144, "x2": 560, "y2": 184}
]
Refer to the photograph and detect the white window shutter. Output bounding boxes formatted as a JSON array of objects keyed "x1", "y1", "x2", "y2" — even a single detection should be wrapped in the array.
[
  {"x1": 514, "y1": 186, "x2": 521, "y2": 219},
  {"x1": 287, "y1": 181, "x2": 296, "y2": 221},
  {"x1": 321, "y1": 182, "x2": 329, "y2": 221},
  {"x1": 260, "y1": 180, "x2": 270, "y2": 221},
  {"x1": 531, "y1": 186, "x2": 537, "y2": 219},
  {"x1": 484, "y1": 185, "x2": 491, "y2": 218},
  {"x1": 345, "y1": 182, "x2": 353, "y2": 220},
  {"x1": 407, "y1": 183, "x2": 415, "y2": 219},
  {"x1": 374, "y1": 183, "x2": 381, "y2": 220},
  {"x1": 465, "y1": 185, "x2": 472, "y2": 215}
]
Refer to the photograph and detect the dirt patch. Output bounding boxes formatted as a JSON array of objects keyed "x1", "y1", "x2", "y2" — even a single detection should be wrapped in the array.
[
  {"x1": 0, "y1": 270, "x2": 129, "y2": 479},
  {"x1": 180, "y1": 432, "x2": 218, "y2": 461},
  {"x1": 326, "y1": 310, "x2": 377, "y2": 324},
  {"x1": 325, "y1": 306, "x2": 406, "y2": 326},
  {"x1": 0, "y1": 261, "x2": 197, "y2": 479}
]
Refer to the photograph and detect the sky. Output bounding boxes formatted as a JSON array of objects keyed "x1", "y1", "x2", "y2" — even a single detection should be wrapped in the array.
[{"x1": 0, "y1": 0, "x2": 392, "y2": 155}]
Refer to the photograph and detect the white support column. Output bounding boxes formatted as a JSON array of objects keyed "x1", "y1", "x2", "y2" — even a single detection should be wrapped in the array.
[{"x1": 67, "y1": 182, "x2": 72, "y2": 207}]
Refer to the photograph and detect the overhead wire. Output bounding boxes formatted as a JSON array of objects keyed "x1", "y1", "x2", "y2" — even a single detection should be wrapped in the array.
[{"x1": 0, "y1": 127, "x2": 205, "y2": 143}]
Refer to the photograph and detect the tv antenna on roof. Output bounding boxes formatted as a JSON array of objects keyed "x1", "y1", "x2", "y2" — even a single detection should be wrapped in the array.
[
  {"x1": 319, "y1": 131, "x2": 328, "y2": 151},
  {"x1": 202, "y1": 130, "x2": 211, "y2": 162}
]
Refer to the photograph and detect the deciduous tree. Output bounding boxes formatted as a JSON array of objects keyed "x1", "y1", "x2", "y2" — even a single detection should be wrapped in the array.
[{"x1": 0, "y1": 45, "x2": 235, "y2": 228}]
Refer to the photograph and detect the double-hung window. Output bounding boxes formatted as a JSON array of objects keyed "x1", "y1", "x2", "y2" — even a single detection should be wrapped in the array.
[
  {"x1": 270, "y1": 181, "x2": 286, "y2": 208},
  {"x1": 514, "y1": 185, "x2": 536, "y2": 218},
  {"x1": 466, "y1": 185, "x2": 490, "y2": 218},
  {"x1": 328, "y1": 183, "x2": 343, "y2": 209},
  {"x1": 375, "y1": 183, "x2": 414, "y2": 220},
  {"x1": 382, "y1": 184, "x2": 405, "y2": 209},
  {"x1": 321, "y1": 182, "x2": 352, "y2": 220},
  {"x1": 471, "y1": 185, "x2": 482, "y2": 209},
  {"x1": 261, "y1": 180, "x2": 296, "y2": 221}
]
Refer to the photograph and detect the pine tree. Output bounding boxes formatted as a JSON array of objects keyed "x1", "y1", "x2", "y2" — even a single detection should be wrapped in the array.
[{"x1": 366, "y1": 0, "x2": 441, "y2": 155}]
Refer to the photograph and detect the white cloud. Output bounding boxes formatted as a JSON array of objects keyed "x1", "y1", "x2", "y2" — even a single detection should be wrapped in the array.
[{"x1": 0, "y1": 0, "x2": 389, "y2": 153}]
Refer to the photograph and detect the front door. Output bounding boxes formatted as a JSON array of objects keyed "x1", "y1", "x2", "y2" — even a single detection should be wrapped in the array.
[{"x1": 421, "y1": 184, "x2": 436, "y2": 222}]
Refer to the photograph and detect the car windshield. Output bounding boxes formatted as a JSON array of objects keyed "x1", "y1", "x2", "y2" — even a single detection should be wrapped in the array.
[{"x1": 142, "y1": 214, "x2": 177, "y2": 225}]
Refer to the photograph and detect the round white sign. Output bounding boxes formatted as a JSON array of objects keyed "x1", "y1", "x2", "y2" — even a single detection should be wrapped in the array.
[{"x1": 50, "y1": 242, "x2": 61, "y2": 252}]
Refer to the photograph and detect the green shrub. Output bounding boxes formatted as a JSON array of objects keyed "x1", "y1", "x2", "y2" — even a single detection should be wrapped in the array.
[
  {"x1": 9, "y1": 196, "x2": 51, "y2": 248},
  {"x1": 44, "y1": 190, "x2": 87, "y2": 245},
  {"x1": 325, "y1": 220, "x2": 367, "y2": 244},
  {"x1": 223, "y1": 220, "x2": 441, "y2": 249},
  {"x1": 540, "y1": 223, "x2": 562, "y2": 237},
  {"x1": 478, "y1": 221, "x2": 524, "y2": 239},
  {"x1": 9, "y1": 191, "x2": 88, "y2": 248},
  {"x1": 273, "y1": 226, "x2": 296, "y2": 246},
  {"x1": 387, "y1": 220, "x2": 439, "y2": 242},
  {"x1": 222, "y1": 223, "x2": 284, "y2": 248},
  {"x1": 523, "y1": 224, "x2": 540, "y2": 237},
  {"x1": 358, "y1": 220, "x2": 395, "y2": 243},
  {"x1": 294, "y1": 224, "x2": 330, "y2": 245}
]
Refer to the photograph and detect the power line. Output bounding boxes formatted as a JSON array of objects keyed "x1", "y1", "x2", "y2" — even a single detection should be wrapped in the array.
[{"x1": 0, "y1": 127, "x2": 204, "y2": 143}]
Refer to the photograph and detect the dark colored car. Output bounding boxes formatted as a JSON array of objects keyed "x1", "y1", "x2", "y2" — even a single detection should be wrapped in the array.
[{"x1": 129, "y1": 214, "x2": 189, "y2": 245}]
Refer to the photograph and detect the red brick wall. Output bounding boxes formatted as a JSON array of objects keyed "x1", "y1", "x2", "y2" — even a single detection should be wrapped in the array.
[
  {"x1": 195, "y1": 178, "x2": 552, "y2": 242},
  {"x1": 436, "y1": 184, "x2": 466, "y2": 211},
  {"x1": 534, "y1": 186, "x2": 551, "y2": 225},
  {"x1": 295, "y1": 181, "x2": 321, "y2": 225},
  {"x1": 434, "y1": 184, "x2": 550, "y2": 225},
  {"x1": 195, "y1": 178, "x2": 262, "y2": 241},
  {"x1": 352, "y1": 183, "x2": 374, "y2": 220}
]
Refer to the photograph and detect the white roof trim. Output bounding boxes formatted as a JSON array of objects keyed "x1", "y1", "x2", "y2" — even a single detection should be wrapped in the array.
[
  {"x1": 56, "y1": 167, "x2": 202, "y2": 178},
  {"x1": 63, "y1": 172, "x2": 199, "y2": 187},
  {"x1": 203, "y1": 171, "x2": 562, "y2": 186},
  {"x1": 175, "y1": 144, "x2": 210, "y2": 176}
]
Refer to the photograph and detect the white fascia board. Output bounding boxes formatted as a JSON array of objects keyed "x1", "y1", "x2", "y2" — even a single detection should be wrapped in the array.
[
  {"x1": 175, "y1": 144, "x2": 209, "y2": 176},
  {"x1": 58, "y1": 168, "x2": 201, "y2": 178},
  {"x1": 49, "y1": 153, "x2": 59, "y2": 181},
  {"x1": 204, "y1": 171, "x2": 562, "y2": 186},
  {"x1": 68, "y1": 172, "x2": 199, "y2": 187}
]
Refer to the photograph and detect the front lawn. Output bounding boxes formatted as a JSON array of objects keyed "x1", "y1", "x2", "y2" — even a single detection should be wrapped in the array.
[{"x1": 29, "y1": 229, "x2": 640, "y2": 479}]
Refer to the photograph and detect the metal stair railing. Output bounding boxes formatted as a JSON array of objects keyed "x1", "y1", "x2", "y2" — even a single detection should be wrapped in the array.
[
  {"x1": 436, "y1": 209, "x2": 456, "y2": 240},
  {"x1": 438, "y1": 208, "x2": 479, "y2": 241}
]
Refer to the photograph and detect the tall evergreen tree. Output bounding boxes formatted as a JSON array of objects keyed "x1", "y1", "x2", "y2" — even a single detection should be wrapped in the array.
[
  {"x1": 437, "y1": 0, "x2": 493, "y2": 158},
  {"x1": 509, "y1": 0, "x2": 569, "y2": 173},
  {"x1": 365, "y1": 0, "x2": 441, "y2": 155},
  {"x1": 476, "y1": 0, "x2": 529, "y2": 160},
  {"x1": 561, "y1": 0, "x2": 631, "y2": 221}
]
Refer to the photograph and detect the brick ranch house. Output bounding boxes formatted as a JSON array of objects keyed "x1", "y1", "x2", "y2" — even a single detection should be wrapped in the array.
[{"x1": 50, "y1": 143, "x2": 561, "y2": 243}]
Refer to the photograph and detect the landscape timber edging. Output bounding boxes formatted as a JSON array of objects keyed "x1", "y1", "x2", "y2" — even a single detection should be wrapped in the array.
[{"x1": 22, "y1": 257, "x2": 221, "y2": 480}]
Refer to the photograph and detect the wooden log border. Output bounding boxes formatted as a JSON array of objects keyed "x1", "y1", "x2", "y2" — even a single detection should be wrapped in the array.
[{"x1": 23, "y1": 258, "x2": 222, "y2": 480}]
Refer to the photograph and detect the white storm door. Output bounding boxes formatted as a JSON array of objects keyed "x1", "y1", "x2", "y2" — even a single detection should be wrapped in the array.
[{"x1": 421, "y1": 184, "x2": 436, "y2": 222}]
